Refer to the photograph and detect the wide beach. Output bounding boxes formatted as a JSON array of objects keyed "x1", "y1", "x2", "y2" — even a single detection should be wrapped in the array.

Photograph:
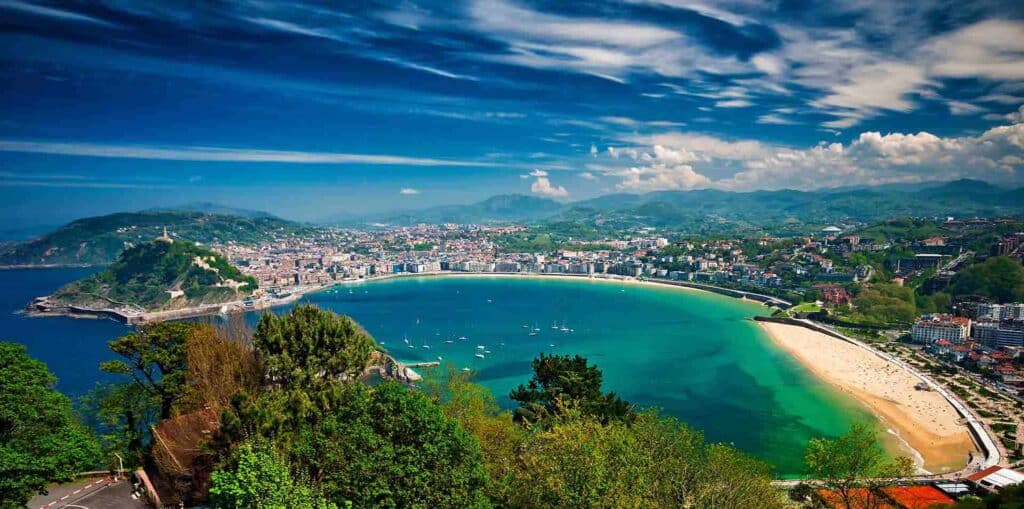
[{"x1": 758, "y1": 321, "x2": 977, "y2": 474}]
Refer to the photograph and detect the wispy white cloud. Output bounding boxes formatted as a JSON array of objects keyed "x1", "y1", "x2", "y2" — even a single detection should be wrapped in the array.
[
  {"x1": 715, "y1": 99, "x2": 752, "y2": 108},
  {"x1": 399, "y1": 187, "x2": 420, "y2": 195},
  {"x1": 467, "y1": 0, "x2": 747, "y2": 81},
  {"x1": 378, "y1": 57, "x2": 479, "y2": 81},
  {"x1": 0, "y1": 140, "x2": 506, "y2": 167},
  {"x1": 757, "y1": 114, "x2": 797, "y2": 125},
  {"x1": 243, "y1": 16, "x2": 347, "y2": 42},
  {"x1": 947, "y1": 100, "x2": 985, "y2": 116},
  {"x1": 0, "y1": 0, "x2": 117, "y2": 27}
]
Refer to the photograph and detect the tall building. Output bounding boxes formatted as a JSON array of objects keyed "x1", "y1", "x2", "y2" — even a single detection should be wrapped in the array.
[
  {"x1": 977, "y1": 303, "x2": 1024, "y2": 321},
  {"x1": 973, "y1": 320, "x2": 1024, "y2": 348},
  {"x1": 911, "y1": 314, "x2": 971, "y2": 344}
]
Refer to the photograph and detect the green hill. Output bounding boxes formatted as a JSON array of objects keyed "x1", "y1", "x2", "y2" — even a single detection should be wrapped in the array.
[
  {"x1": 0, "y1": 211, "x2": 306, "y2": 266},
  {"x1": 50, "y1": 240, "x2": 257, "y2": 311}
]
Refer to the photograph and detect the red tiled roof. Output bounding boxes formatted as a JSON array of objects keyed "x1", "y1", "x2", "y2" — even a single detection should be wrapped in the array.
[
  {"x1": 817, "y1": 489, "x2": 894, "y2": 509},
  {"x1": 881, "y1": 486, "x2": 954, "y2": 509},
  {"x1": 967, "y1": 465, "x2": 1004, "y2": 482}
]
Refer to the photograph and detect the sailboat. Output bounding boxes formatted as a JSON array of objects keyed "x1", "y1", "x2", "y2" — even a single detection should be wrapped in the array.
[
  {"x1": 551, "y1": 321, "x2": 559, "y2": 330},
  {"x1": 559, "y1": 320, "x2": 569, "y2": 332},
  {"x1": 474, "y1": 353, "x2": 485, "y2": 359}
]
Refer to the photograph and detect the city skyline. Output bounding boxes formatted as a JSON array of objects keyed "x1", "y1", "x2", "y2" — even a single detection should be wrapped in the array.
[{"x1": 1, "y1": 0, "x2": 1024, "y2": 226}]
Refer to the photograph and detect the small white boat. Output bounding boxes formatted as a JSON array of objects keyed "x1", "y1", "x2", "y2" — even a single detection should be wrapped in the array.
[
  {"x1": 462, "y1": 367, "x2": 471, "y2": 372},
  {"x1": 408, "y1": 344, "x2": 415, "y2": 349},
  {"x1": 476, "y1": 345, "x2": 486, "y2": 349},
  {"x1": 458, "y1": 336, "x2": 467, "y2": 340},
  {"x1": 437, "y1": 356, "x2": 443, "y2": 361},
  {"x1": 474, "y1": 353, "x2": 485, "y2": 359},
  {"x1": 445, "y1": 340, "x2": 454, "y2": 344},
  {"x1": 522, "y1": 324, "x2": 529, "y2": 328},
  {"x1": 422, "y1": 345, "x2": 430, "y2": 349},
  {"x1": 529, "y1": 331, "x2": 537, "y2": 336},
  {"x1": 484, "y1": 350, "x2": 491, "y2": 354},
  {"x1": 548, "y1": 343, "x2": 555, "y2": 347}
]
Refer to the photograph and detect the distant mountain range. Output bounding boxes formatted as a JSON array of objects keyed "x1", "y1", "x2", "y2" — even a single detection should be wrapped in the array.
[
  {"x1": 361, "y1": 194, "x2": 567, "y2": 225},
  {"x1": 2, "y1": 180, "x2": 1021, "y2": 267},
  {"x1": 341, "y1": 179, "x2": 1024, "y2": 229}
]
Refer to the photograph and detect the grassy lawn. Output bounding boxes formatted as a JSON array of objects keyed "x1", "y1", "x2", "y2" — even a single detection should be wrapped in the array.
[{"x1": 789, "y1": 302, "x2": 822, "y2": 314}]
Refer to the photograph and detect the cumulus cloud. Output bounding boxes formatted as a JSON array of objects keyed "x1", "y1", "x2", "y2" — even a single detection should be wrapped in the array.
[
  {"x1": 530, "y1": 176, "x2": 569, "y2": 198},
  {"x1": 399, "y1": 187, "x2": 420, "y2": 195},
  {"x1": 610, "y1": 164, "x2": 711, "y2": 193},
  {"x1": 600, "y1": 117, "x2": 1024, "y2": 191},
  {"x1": 579, "y1": 171, "x2": 599, "y2": 181},
  {"x1": 528, "y1": 169, "x2": 548, "y2": 177}
]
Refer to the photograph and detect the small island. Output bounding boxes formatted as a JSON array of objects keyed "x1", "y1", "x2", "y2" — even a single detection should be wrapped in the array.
[{"x1": 29, "y1": 230, "x2": 267, "y2": 324}]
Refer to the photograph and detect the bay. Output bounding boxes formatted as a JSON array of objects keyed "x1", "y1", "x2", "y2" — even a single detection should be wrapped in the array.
[{"x1": 0, "y1": 270, "x2": 873, "y2": 476}]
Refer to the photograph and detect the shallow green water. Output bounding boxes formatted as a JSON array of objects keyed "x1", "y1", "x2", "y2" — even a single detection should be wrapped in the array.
[
  {"x1": 306, "y1": 276, "x2": 876, "y2": 476},
  {"x1": 1, "y1": 270, "x2": 874, "y2": 477}
]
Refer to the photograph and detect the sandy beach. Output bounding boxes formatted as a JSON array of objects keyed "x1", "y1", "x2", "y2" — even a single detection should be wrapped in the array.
[{"x1": 758, "y1": 322, "x2": 976, "y2": 474}]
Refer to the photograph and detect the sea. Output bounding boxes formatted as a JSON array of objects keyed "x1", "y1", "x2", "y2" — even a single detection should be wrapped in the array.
[{"x1": 0, "y1": 269, "x2": 874, "y2": 477}]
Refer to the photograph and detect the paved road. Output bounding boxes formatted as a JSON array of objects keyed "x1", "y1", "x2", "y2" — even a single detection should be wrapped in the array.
[{"x1": 28, "y1": 477, "x2": 148, "y2": 509}]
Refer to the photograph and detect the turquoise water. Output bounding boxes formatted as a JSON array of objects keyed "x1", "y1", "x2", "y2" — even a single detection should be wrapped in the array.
[{"x1": 0, "y1": 270, "x2": 872, "y2": 476}]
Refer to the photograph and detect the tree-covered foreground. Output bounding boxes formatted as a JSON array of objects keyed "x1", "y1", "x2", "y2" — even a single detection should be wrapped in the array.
[{"x1": 2, "y1": 305, "x2": 922, "y2": 508}]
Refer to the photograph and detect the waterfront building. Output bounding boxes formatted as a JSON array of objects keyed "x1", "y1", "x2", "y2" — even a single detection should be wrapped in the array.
[{"x1": 911, "y1": 314, "x2": 971, "y2": 344}]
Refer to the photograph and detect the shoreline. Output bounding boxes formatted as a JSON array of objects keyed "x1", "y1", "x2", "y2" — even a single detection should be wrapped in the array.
[
  {"x1": 27, "y1": 271, "x2": 778, "y2": 324},
  {"x1": 757, "y1": 321, "x2": 978, "y2": 475}
]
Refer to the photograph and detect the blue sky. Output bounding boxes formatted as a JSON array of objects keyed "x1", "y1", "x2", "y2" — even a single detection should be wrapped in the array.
[{"x1": 1, "y1": 0, "x2": 1023, "y2": 226}]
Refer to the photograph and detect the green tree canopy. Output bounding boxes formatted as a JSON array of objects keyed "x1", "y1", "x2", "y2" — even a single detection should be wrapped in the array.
[
  {"x1": 434, "y1": 368, "x2": 782, "y2": 508},
  {"x1": 209, "y1": 440, "x2": 334, "y2": 509},
  {"x1": 253, "y1": 305, "x2": 376, "y2": 389},
  {"x1": 100, "y1": 321, "x2": 194, "y2": 419},
  {"x1": 0, "y1": 343, "x2": 102, "y2": 508},
  {"x1": 805, "y1": 423, "x2": 914, "y2": 509},
  {"x1": 950, "y1": 256, "x2": 1024, "y2": 303},
  {"x1": 510, "y1": 353, "x2": 635, "y2": 425},
  {"x1": 290, "y1": 381, "x2": 490, "y2": 508}
]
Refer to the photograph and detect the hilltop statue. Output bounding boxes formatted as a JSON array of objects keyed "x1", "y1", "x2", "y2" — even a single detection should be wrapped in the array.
[{"x1": 156, "y1": 226, "x2": 173, "y2": 243}]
